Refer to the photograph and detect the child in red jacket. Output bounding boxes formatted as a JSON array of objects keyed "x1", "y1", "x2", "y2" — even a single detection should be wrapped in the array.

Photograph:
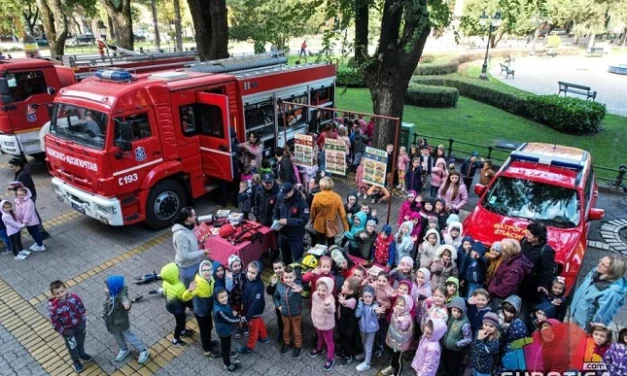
[{"x1": 47, "y1": 280, "x2": 92, "y2": 373}]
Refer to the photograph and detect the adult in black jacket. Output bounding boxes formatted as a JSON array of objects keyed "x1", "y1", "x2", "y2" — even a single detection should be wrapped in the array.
[
  {"x1": 8, "y1": 157, "x2": 49, "y2": 238},
  {"x1": 460, "y1": 152, "x2": 483, "y2": 192},
  {"x1": 253, "y1": 173, "x2": 279, "y2": 227},
  {"x1": 274, "y1": 147, "x2": 296, "y2": 184},
  {"x1": 273, "y1": 183, "x2": 309, "y2": 265},
  {"x1": 519, "y1": 222, "x2": 556, "y2": 318},
  {"x1": 308, "y1": 110, "x2": 322, "y2": 135}
]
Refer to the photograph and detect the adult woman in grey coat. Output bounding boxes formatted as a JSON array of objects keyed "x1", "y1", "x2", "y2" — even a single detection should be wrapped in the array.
[{"x1": 173, "y1": 207, "x2": 210, "y2": 287}]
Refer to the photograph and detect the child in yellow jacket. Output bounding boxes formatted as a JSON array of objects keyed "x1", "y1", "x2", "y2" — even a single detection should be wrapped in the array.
[
  {"x1": 484, "y1": 241, "x2": 503, "y2": 285},
  {"x1": 182, "y1": 260, "x2": 219, "y2": 356},
  {"x1": 160, "y1": 262, "x2": 193, "y2": 346}
]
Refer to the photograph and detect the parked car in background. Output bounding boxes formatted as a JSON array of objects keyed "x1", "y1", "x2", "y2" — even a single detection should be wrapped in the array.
[
  {"x1": 134, "y1": 34, "x2": 147, "y2": 42},
  {"x1": 35, "y1": 37, "x2": 49, "y2": 47},
  {"x1": 66, "y1": 33, "x2": 96, "y2": 46},
  {"x1": 0, "y1": 35, "x2": 19, "y2": 42}
]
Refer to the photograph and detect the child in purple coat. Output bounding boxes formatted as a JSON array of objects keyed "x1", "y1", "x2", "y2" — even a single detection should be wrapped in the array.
[{"x1": 604, "y1": 327, "x2": 627, "y2": 376}]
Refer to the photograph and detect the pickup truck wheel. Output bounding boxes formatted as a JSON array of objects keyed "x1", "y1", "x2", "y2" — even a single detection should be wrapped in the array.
[{"x1": 146, "y1": 180, "x2": 187, "y2": 229}]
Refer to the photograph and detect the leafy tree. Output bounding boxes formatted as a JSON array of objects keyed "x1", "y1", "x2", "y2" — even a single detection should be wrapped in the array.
[
  {"x1": 100, "y1": 0, "x2": 134, "y2": 49},
  {"x1": 313, "y1": 0, "x2": 452, "y2": 149},
  {"x1": 186, "y1": 0, "x2": 228, "y2": 60},
  {"x1": 228, "y1": 0, "x2": 320, "y2": 52},
  {"x1": 35, "y1": 0, "x2": 96, "y2": 57}
]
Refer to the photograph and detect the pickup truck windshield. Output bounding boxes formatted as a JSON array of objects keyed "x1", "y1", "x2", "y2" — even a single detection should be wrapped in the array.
[
  {"x1": 482, "y1": 176, "x2": 581, "y2": 228},
  {"x1": 50, "y1": 104, "x2": 107, "y2": 150}
]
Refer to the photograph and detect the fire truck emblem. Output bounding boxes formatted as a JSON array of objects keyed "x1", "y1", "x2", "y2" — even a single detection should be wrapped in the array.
[
  {"x1": 134, "y1": 146, "x2": 147, "y2": 162},
  {"x1": 26, "y1": 105, "x2": 37, "y2": 122}
]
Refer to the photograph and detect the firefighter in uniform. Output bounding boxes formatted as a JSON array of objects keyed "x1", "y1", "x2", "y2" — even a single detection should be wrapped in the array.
[
  {"x1": 254, "y1": 172, "x2": 279, "y2": 227},
  {"x1": 274, "y1": 182, "x2": 309, "y2": 265}
]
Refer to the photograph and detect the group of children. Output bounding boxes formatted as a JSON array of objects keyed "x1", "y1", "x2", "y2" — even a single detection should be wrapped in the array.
[{"x1": 1, "y1": 185, "x2": 46, "y2": 260}]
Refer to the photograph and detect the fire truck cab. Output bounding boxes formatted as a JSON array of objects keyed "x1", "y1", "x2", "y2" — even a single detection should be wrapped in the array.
[{"x1": 46, "y1": 55, "x2": 336, "y2": 229}]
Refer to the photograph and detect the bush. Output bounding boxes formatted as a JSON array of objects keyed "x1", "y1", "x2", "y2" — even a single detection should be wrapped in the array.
[
  {"x1": 405, "y1": 84, "x2": 459, "y2": 108},
  {"x1": 412, "y1": 76, "x2": 606, "y2": 134},
  {"x1": 415, "y1": 62, "x2": 459, "y2": 76},
  {"x1": 337, "y1": 67, "x2": 366, "y2": 87},
  {"x1": 412, "y1": 76, "x2": 527, "y2": 114},
  {"x1": 524, "y1": 95, "x2": 606, "y2": 133},
  {"x1": 547, "y1": 35, "x2": 561, "y2": 49}
]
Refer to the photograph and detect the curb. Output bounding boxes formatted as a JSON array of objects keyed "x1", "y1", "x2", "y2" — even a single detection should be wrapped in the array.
[{"x1": 600, "y1": 219, "x2": 627, "y2": 254}]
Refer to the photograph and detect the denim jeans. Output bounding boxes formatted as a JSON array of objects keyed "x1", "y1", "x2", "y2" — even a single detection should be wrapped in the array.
[
  {"x1": 111, "y1": 329, "x2": 146, "y2": 352},
  {"x1": 0, "y1": 229, "x2": 11, "y2": 250}
]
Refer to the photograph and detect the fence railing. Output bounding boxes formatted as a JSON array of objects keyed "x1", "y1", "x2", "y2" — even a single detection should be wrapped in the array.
[{"x1": 411, "y1": 132, "x2": 625, "y2": 190}]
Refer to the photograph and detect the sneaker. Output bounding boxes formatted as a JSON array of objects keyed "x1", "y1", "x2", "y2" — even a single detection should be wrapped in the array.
[
  {"x1": 30, "y1": 244, "x2": 46, "y2": 252},
  {"x1": 14, "y1": 254, "x2": 27, "y2": 261},
  {"x1": 204, "y1": 350, "x2": 221, "y2": 358},
  {"x1": 257, "y1": 337, "x2": 270, "y2": 344},
  {"x1": 354, "y1": 353, "x2": 365, "y2": 361},
  {"x1": 73, "y1": 361, "x2": 84, "y2": 373},
  {"x1": 323, "y1": 359, "x2": 335, "y2": 371},
  {"x1": 19, "y1": 249, "x2": 31, "y2": 255},
  {"x1": 237, "y1": 345, "x2": 253, "y2": 354},
  {"x1": 374, "y1": 347, "x2": 384, "y2": 358},
  {"x1": 381, "y1": 365, "x2": 394, "y2": 375},
  {"x1": 171, "y1": 339, "x2": 188, "y2": 347},
  {"x1": 356, "y1": 362, "x2": 371, "y2": 372},
  {"x1": 115, "y1": 349, "x2": 131, "y2": 362},
  {"x1": 137, "y1": 349, "x2": 149, "y2": 364},
  {"x1": 229, "y1": 350, "x2": 238, "y2": 359},
  {"x1": 233, "y1": 327, "x2": 242, "y2": 339},
  {"x1": 308, "y1": 348, "x2": 325, "y2": 358},
  {"x1": 280, "y1": 344, "x2": 290, "y2": 355},
  {"x1": 2, "y1": 249, "x2": 10, "y2": 254},
  {"x1": 340, "y1": 356, "x2": 352, "y2": 367},
  {"x1": 243, "y1": 328, "x2": 250, "y2": 337},
  {"x1": 79, "y1": 354, "x2": 92, "y2": 362},
  {"x1": 181, "y1": 328, "x2": 194, "y2": 337},
  {"x1": 225, "y1": 363, "x2": 241, "y2": 373},
  {"x1": 292, "y1": 347, "x2": 301, "y2": 359}
]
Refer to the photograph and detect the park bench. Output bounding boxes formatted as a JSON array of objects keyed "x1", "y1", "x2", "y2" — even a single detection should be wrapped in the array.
[
  {"x1": 586, "y1": 47, "x2": 606, "y2": 57},
  {"x1": 557, "y1": 81, "x2": 597, "y2": 101},
  {"x1": 499, "y1": 63, "x2": 515, "y2": 79},
  {"x1": 546, "y1": 49, "x2": 558, "y2": 58}
]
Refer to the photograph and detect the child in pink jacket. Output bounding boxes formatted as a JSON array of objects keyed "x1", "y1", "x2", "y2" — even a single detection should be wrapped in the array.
[
  {"x1": 309, "y1": 276, "x2": 336, "y2": 371},
  {"x1": 398, "y1": 190, "x2": 417, "y2": 226},
  {"x1": 396, "y1": 146, "x2": 411, "y2": 192},
  {"x1": 1, "y1": 199, "x2": 28, "y2": 260},
  {"x1": 411, "y1": 319, "x2": 447, "y2": 376},
  {"x1": 14, "y1": 187, "x2": 45, "y2": 252}
]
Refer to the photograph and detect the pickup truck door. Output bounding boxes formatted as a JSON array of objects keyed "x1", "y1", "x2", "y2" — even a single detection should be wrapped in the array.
[{"x1": 195, "y1": 92, "x2": 233, "y2": 181}]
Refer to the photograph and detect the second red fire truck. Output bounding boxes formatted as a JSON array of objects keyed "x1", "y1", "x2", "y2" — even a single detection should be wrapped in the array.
[{"x1": 45, "y1": 53, "x2": 336, "y2": 228}]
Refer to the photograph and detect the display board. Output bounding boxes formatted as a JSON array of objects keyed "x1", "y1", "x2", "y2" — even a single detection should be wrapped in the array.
[
  {"x1": 324, "y1": 138, "x2": 347, "y2": 176},
  {"x1": 294, "y1": 134, "x2": 315, "y2": 167},
  {"x1": 362, "y1": 146, "x2": 388, "y2": 187}
]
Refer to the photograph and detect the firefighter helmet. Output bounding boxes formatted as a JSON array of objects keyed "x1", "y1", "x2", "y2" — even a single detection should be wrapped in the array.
[{"x1": 301, "y1": 254, "x2": 318, "y2": 269}]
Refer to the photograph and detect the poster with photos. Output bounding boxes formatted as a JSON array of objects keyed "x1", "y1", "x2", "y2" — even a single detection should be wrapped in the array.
[
  {"x1": 362, "y1": 146, "x2": 388, "y2": 187},
  {"x1": 294, "y1": 134, "x2": 314, "y2": 167},
  {"x1": 324, "y1": 138, "x2": 347, "y2": 176}
]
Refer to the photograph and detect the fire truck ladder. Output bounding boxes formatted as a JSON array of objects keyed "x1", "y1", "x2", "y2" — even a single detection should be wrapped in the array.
[
  {"x1": 184, "y1": 51, "x2": 288, "y2": 74},
  {"x1": 60, "y1": 48, "x2": 199, "y2": 70}
]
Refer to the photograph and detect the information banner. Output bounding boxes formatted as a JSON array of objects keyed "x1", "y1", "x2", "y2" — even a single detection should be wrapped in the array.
[
  {"x1": 362, "y1": 146, "x2": 388, "y2": 187},
  {"x1": 294, "y1": 134, "x2": 314, "y2": 167},
  {"x1": 324, "y1": 138, "x2": 347, "y2": 176}
]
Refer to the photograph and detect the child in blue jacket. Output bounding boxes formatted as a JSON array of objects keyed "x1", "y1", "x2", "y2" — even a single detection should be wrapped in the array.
[
  {"x1": 355, "y1": 285, "x2": 384, "y2": 372},
  {"x1": 465, "y1": 241, "x2": 486, "y2": 298},
  {"x1": 238, "y1": 261, "x2": 268, "y2": 354},
  {"x1": 213, "y1": 288, "x2": 242, "y2": 372}
]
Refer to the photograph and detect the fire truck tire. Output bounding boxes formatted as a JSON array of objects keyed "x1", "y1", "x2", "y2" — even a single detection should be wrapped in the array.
[{"x1": 145, "y1": 179, "x2": 188, "y2": 230}]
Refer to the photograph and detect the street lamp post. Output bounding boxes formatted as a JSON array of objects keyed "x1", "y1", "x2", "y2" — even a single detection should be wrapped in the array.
[{"x1": 479, "y1": 11, "x2": 502, "y2": 80}]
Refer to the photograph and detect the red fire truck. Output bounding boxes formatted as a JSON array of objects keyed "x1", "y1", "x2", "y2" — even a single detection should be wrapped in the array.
[
  {"x1": 45, "y1": 53, "x2": 336, "y2": 228},
  {"x1": 0, "y1": 51, "x2": 198, "y2": 157}
]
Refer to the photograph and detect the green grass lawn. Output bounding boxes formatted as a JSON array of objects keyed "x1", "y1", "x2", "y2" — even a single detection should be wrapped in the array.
[{"x1": 336, "y1": 87, "x2": 626, "y2": 181}]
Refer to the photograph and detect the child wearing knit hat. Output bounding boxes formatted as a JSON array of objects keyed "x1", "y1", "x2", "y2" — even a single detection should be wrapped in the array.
[
  {"x1": 484, "y1": 241, "x2": 503, "y2": 285},
  {"x1": 372, "y1": 225, "x2": 395, "y2": 267},
  {"x1": 470, "y1": 312, "x2": 501, "y2": 376}
]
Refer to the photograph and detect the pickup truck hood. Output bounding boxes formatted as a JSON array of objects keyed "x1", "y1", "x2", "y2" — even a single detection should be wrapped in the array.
[{"x1": 463, "y1": 205, "x2": 582, "y2": 264}]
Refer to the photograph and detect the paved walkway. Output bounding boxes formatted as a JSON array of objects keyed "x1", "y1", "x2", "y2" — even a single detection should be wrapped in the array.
[
  {"x1": 1, "y1": 153, "x2": 626, "y2": 376},
  {"x1": 489, "y1": 55, "x2": 627, "y2": 116}
]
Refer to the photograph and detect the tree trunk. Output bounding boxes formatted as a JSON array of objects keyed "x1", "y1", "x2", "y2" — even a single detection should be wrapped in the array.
[
  {"x1": 150, "y1": 0, "x2": 161, "y2": 50},
  {"x1": 36, "y1": 0, "x2": 68, "y2": 58},
  {"x1": 101, "y1": 0, "x2": 133, "y2": 49},
  {"x1": 173, "y1": 0, "x2": 183, "y2": 52},
  {"x1": 108, "y1": 16, "x2": 115, "y2": 42},
  {"x1": 187, "y1": 0, "x2": 229, "y2": 60},
  {"x1": 363, "y1": 0, "x2": 431, "y2": 150},
  {"x1": 587, "y1": 33, "x2": 596, "y2": 50},
  {"x1": 530, "y1": 24, "x2": 541, "y2": 55},
  {"x1": 354, "y1": 0, "x2": 369, "y2": 65}
]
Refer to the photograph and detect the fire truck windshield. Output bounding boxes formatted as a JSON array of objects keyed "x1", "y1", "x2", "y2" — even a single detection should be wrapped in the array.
[{"x1": 50, "y1": 104, "x2": 108, "y2": 150}]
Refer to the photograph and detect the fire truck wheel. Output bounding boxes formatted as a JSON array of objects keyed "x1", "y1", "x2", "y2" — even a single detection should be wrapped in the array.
[{"x1": 146, "y1": 179, "x2": 188, "y2": 229}]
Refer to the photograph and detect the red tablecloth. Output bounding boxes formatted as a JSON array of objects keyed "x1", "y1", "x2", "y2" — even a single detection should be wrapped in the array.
[{"x1": 194, "y1": 222, "x2": 276, "y2": 267}]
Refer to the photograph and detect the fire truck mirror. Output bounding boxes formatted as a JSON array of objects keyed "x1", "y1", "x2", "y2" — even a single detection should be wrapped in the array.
[
  {"x1": 0, "y1": 78, "x2": 9, "y2": 96},
  {"x1": 47, "y1": 86, "x2": 56, "y2": 96}
]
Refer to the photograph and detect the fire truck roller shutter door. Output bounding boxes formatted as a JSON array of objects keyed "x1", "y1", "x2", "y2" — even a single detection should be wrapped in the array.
[{"x1": 144, "y1": 179, "x2": 189, "y2": 229}]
